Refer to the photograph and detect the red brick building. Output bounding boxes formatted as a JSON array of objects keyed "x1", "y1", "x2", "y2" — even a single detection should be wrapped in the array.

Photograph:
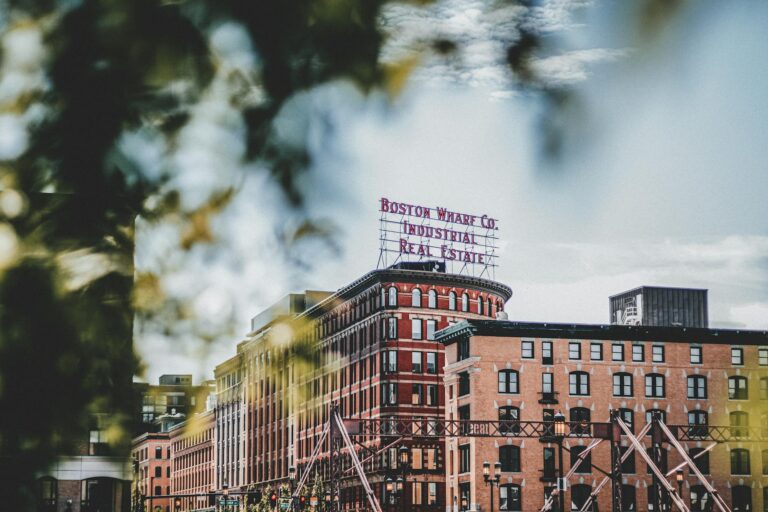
[
  {"x1": 132, "y1": 433, "x2": 172, "y2": 512},
  {"x1": 438, "y1": 320, "x2": 768, "y2": 512},
  {"x1": 169, "y1": 410, "x2": 215, "y2": 511},
  {"x1": 211, "y1": 264, "x2": 512, "y2": 512}
]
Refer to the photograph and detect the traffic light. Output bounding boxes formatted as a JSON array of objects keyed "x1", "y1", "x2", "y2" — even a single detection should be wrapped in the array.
[
  {"x1": 270, "y1": 493, "x2": 278, "y2": 508},
  {"x1": 174, "y1": 498, "x2": 181, "y2": 511},
  {"x1": 299, "y1": 495, "x2": 307, "y2": 510}
]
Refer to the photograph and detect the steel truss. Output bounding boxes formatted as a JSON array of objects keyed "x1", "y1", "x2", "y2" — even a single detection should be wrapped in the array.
[{"x1": 296, "y1": 407, "x2": 763, "y2": 512}]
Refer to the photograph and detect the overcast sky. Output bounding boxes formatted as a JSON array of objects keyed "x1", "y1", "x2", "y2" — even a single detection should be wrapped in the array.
[{"x1": 136, "y1": 0, "x2": 768, "y2": 382}]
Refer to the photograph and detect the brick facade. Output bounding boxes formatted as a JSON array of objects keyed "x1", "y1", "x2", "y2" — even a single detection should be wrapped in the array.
[{"x1": 439, "y1": 320, "x2": 768, "y2": 512}]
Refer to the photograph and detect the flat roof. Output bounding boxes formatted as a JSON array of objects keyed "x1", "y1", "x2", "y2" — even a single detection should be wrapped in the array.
[
  {"x1": 436, "y1": 319, "x2": 768, "y2": 346},
  {"x1": 609, "y1": 285, "x2": 708, "y2": 299}
]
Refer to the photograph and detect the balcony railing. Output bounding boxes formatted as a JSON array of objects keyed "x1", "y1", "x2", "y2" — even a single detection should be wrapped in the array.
[{"x1": 538, "y1": 391, "x2": 559, "y2": 404}]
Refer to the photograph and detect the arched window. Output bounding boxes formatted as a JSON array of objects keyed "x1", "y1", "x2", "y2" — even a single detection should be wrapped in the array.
[
  {"x1": 498, "y1": 370, "x2": 519, "y2": 394},
  {"x1": 380, "y1": 288, "x2": 386, "y2": 308},
  {"x1": 569, "y1": 371, "x2": 589, "y2": 396},
  {"x1": 461, "y1": 293, "x2": 469, "y2": 312},
  {"x1": 499, "y1": 406, "x2": 520, "y2": 435},
  {"x1": 387, "y1": 286, "x2": 398, "y2": 307},
  {"x1": 499, "y1": 445, "x2": 521, "y2": 472},
  {"x1": 478, "y1": 298, "x2": 484, "y2": 315},
  {"x1": 613, "y1": 372, "x2": 633, "y2": 397},
  {"x1": 428, "y1": 289, "x2": 437, "y2": 308},
  {"x1": 761, "y1": 449, "x2": 768, "y2": 475},
  {"x1": 730, "y1": 411, "x2": 749, "y2": 438},
  {"x1": 730, "y1": 448, "x2": 750, "y2": 475},
  {"x1": 687, "y1": 375, "x2": 707, "y2": 399},
  {"x1": 728, "y1": 376, "x2": 748, "y2": 400},
  {"x1": 411, "y1": 288, "x2": 422, "y2": 308},
  {"x1": 618, "y1": 408, "x2": 634, "y2": 433},
  {"x1": 731, "y1": 486, "x2": 752, "y2": 512},
  {"x1": 487, "y1": 298, "x2": 493, "y2": 317},
  {"x1": 690, "y1": 485, "x2": 710, "y2": 511},
  {"x1": 570, "y1": 484, "x2": 591, "y2": 511},
  {"x1": 570, "y1": 407, "x2": 591, "y2": 436},
  {"x1": 499, "y1": 484, "x2": 521, "y2": 511},
  {"x1": 687, "y1": 410, "x2": 708, "y2": 438},
  {"x1": 645, "y1": 373, "x2": 665, "y2": 398},
  {"x1": 448, "y1": 292, "x2": 457, "y2": 311}
]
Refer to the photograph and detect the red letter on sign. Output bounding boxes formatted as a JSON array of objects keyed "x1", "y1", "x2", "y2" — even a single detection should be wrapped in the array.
[{"x1": 381, "y1": 197, "x2": 390, "y2": 212}]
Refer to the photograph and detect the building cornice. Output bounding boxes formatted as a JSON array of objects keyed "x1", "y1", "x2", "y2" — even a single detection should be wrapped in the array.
[{"x1": 436, "y1": 320, "x2": 768, "y2": 346}]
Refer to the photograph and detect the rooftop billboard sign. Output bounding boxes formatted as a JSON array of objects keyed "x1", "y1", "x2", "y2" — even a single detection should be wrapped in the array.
[{"x1": 377, "y1": 197, "x2": 499, "y2": 278}]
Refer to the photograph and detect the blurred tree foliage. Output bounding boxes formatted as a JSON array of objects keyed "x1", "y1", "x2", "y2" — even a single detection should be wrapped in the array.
[{"x1": 0, "y1": 0, "x2": 685, "y2": 508}]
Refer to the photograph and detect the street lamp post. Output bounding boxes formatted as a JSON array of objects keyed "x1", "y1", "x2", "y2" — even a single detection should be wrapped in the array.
[
  {"x1": 676, "y1": 469, "x2": 684, "y2": 502},
  {"x1": 483, "y1": 461, "x2": 501, "y2": 512},
  {"x1": 553, "y1": 411, "x2": 567, "y2": 512},
  {"x1": 222, "y1": 481, "x2": 229, "y2": 512}
]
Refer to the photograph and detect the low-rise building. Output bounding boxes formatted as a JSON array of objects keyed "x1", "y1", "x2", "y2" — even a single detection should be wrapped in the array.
[
  {"x1": 438, "y1": 320, "x2": 768, "y2": 512},
  {"x1": 132, "y1": 433, "x2": 172, "y2": 512},
  {"x1": 170, "y1": 410, "x2": 215, "y2": 511}
]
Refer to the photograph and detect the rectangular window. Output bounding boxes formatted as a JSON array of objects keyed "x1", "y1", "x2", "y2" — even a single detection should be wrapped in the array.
[
  {"x1": 759, "y1": 347, "x2": 768, "y2": 366},
  {"x1": 426, "y1": 352, "x2": 437, "y2": 374},
  {"x1": 652, "y1": 345, "x2": 665, "y2": 363},
  {"x1": 732, "y1": 347, "x2": 744, "y2": 365},
  {"x1": 690, "y1": 346, "x2": 702, "y2": 364},
  {"x1": 543, "y1": 447, "x2": 556, "y2": 479},
  {"x1": 590, "y1": 343, "x2": 603, "y2": 361},
  {"x1": 428, "y1": 483, "x2": 437, "y2": 505},
  {"x1": 458, "y1": 372, "x2": 470, "y2": 397},
  {"x1": 612, "y1": 344, "x2": 624, "y2": 361},
  {"x1": 387, "y1": 318, "x2": 398, "y2": 339},
  {"x1": 383, "y1": 350, "x2": 397, "y2": 373},
  {"x1": 459, "y1": 445, "x2": 470, "y2": 473},
  {"x1": 412, "y1": 482, "x2": 423, "y2": 505},
  {"x1": 542, "y1": 373, "x2": 553, "y2": 393},
  {"x1": 412, "y1": 351, "x2": 423, "y2": 373},
  {"x1": 457, "y1": 338, "x2": 470, "y2": 361},
  {"x1": 632, "y1": 344, "x2": 644, "y2": 362},
  {"x1": 689, "y1": 448, "x2": 710, "y2": 474},
  {"x1": 522, "y1": 340, "x2": 534, "y2": 359},
  {"x1": 382, "y1": 382, "x2": 397, "y2": 405},
  {"x1": 412, "y1": 319, "x2": 422, "y2": 340},
  {"x1": 427, "y1": 384, "x2": 438, "y2": 406},
  {"x1": 412, "y1": 384, "x2": 423, "y2": 405},
  {"x1": 426, "y1": 320, "x2": 436, "y2": 340},
  {"x1": 542, "y1": 341, "x2": 553, "y2": 365},
  {"x1": 569, "y1": 342, "x2": 581, "y2": 360}
]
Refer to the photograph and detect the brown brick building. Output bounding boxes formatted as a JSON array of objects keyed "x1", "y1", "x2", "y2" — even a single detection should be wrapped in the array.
[
  {"x1": 210, "y1": 264, "x2": 512, "y2": 512},
  {"x1": 438, "y1": 320, "x2": 768, "y2": 512},
  {"x1": 169, "y1": 410, "x2": 215, "y2": 511},
  {"x1": 132, "y1": 433, "x2": 172, "y2": 512}
]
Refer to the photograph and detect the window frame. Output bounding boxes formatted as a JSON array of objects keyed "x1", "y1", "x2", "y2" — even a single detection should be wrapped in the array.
[
  {"x1": 690, "y1": 345, "x2": 702, "y2": 364},
  {"x1": 687, "y1": 375, "x2": 707, "y2": 399},
  {"x1": 521, "y1": 340, "x2": 534, "y2": 359},
  {"x1": 569, "y1": 371, "x2": 590, "y2": 396},
  {"x1": 731, "y1": 347, "x2": 744, "y2": 366},
  {"x1": 613, "y1": 372, "x2": 633, "y2": 397},
  {"x1": 498, "y1": 370, "x2": 520, "y2": 394},
  {"x1": 568, "y1": 342, "x2": 581, "y2": 361},
  {"x1": 612, "y1": 343, "x2": 624, "y2": 361},
  {"x1": 411, "y1": 288, "x2": 422, "y2": 308},
  {"x1": 590, "y1": 342, "x2": 603, "y2": 361},
  {"x1": 645, "y1": 373, "x2": 665, "y2": 398},
  {"x1": 632, "y1": 344, "x2": 644, "y2": 362},
  {"x1": 652, "y1": 344, "x2": 665, "y2": 363}
]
